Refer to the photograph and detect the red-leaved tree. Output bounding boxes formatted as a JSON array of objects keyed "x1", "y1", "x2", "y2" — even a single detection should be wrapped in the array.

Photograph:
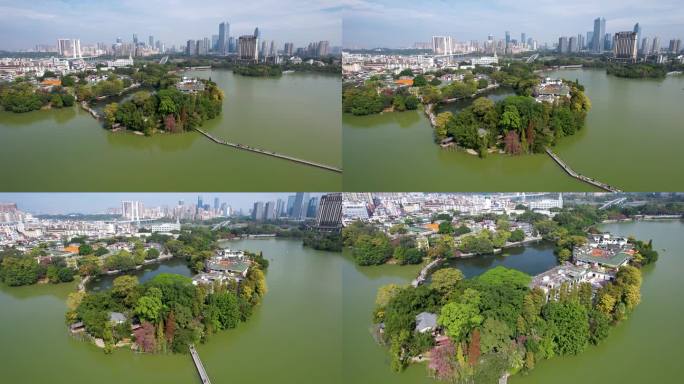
[
  {"x1": 428, "y1": 338, "x2": 456, "y2": 381},
  {"x1": 134, "y1": 321, "x2": 156, "y2": 353},
  {"x1": 468, "y1": 329, "x2": 481, "y2": 366},
  {"x1": 504, "y1": 131, "x2": 522, "y2": 155},
  {"x1": 165, "y1": 311, "x2": 176, "y2": 344}
]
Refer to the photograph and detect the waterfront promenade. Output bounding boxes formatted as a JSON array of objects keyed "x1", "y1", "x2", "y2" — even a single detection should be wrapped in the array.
[{"x1": 194, "y1": 128, "x2": 342, "y2": 173}]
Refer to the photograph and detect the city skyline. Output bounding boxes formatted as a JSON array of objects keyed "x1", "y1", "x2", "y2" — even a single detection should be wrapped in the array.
[
  {"x1": 342, "y1": 0, "x2": 684, "y2": 49},
  {"x1": 0, "y1": 0, "x2": 342, "y2": 51},
  {"x1": 0, "y1": 193, "x2": 326, "y2": 215}
]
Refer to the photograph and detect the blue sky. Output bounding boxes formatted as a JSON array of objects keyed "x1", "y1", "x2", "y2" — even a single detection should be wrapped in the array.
[
  {"x1": 342, "y1": 0, "x2": 684, "y2": 48},
  {"x1": 0, "y1": 0, "x2": 342, "y2": 50},
  {"x1": 0, "y1": 193, "x2": 324, "y2": 214}
]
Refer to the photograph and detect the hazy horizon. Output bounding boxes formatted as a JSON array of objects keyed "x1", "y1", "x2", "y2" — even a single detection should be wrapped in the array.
[
  {"x1": 342, "y1": 0, "x2": 684, "y2": 49},
  {"x1": 0, "y1": 193, "x2": 326, "y2": 215},
  {"x1": 0, "y1": 0, "x2": 342, "y2": 51}
]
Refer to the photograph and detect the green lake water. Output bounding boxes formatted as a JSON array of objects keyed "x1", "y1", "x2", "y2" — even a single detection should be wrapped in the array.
[
  {"x1": 343, "y1": 70, "x2": 684, "y2": 192},
  {"x1": 0, "y1": 71, "x2": 341, "y2": 191}
]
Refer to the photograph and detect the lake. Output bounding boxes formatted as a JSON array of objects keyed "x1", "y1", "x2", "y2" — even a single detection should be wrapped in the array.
[
  {"x1": 343, "y1": 69, "x2": 684, "y2": 191},
  {"x1": 0, "y1": 70, "x2": 341, "y2": 191},
  {"x1": 0, "y1": 238, "x2": 343, "y2": 384},
  {"x1": 1, "y1": 222, "x2": 681, "y2": 383}
]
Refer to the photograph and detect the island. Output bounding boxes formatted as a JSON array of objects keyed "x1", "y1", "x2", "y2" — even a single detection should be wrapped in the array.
[
  {"x1": 340, "y1": 193, "x2": 669, "y2": 382},
  {"x1": 342, "y1": 61, "x2": 591, "y2": 157}
]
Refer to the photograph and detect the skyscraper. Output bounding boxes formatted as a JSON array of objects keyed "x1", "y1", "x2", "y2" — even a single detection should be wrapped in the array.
[
  {"x1": 252, "y1": 202, "x2": 265, "y2": 221},
  {"x1": 265, "y1": 201, "x2": 276, "y2": 221},
  {"x1": 214, "y1": 197, "x2": 219, "y2": 212},
  {"x1": 133, "y1": 33, "x2": 138, "y2": 45},
  {"x1": 587, "y1": 31, "x2": 594, "y2": 50},
  {"x1": 431, "y1": 36, "x2": 452, "y2": 55},
  {"x1": 604, "y1": 33, "x2": 612, "y2": 51},
  {"x1": 633, "y1": 23, "x2": 642, "y2": 50},
  {"x1": 122, "y1": 201, "x2": 142, "y2": 221},
  {"x1": 316, "y1": 41, "x2": 329, "y2": 57},
  {"x1": 197, "y1": 37, "x2": 211, "y2": 55},
  {"x1": 558, "y1": 36, "x2": 569, "y2": 54},
  {"x1": 669, "y1": 39, "x2": 682, "y2": 54},
  {"x1": 641, "y1": 37, "x2": 651, "y2": 55},
  {"x1": 505, "y1": 31, "x2": 510, "y2": 47},
  {"x1": 286, "y1": 195, "x2": 296, "y2": 216},
  {"x1": 306, "y1": 197, "x2": 319, "y2": 218},
  {"x1": 218, "y1": 22, "x2": 230, "y2": 55},
  {"x1": 613, "y1": 31, "x2": 638, "y2": 62},
  {"x1": 275, "y1": 199, "x2": 285, "y2": 218},
  {"x1": 284, "y1": 42, "x2": 294, "y2": 56},
  {"x1": 593, "y1": 17, "x2": 606, "y2": 53},
  {"x1": 315, "y1": 193, "x2": 342, "y2": 230},
  {"x1": 291, "y1": 192, "x2": 310, "y2": 220},
  {"x1": 149, "y1": 35, "x2": 154, "y2": 47},
  {"x1": 186, "y1": 40, "x2": 197, "y2": 55},
  {"x1": 254, "y1": 27, "x2": 260, "y2": 38},
  {"x1": 521, "y1": 33, "x2": 526, "y2": 46},
  {"x1": 238, "y1": 35, "x2": 259, "y2": 61},
  {"x1": 569, "y1": 36, "x2": 578, "y2": 53}
]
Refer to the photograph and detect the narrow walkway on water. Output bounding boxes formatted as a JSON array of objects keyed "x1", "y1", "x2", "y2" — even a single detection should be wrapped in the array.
[{"x1": 194, "y1": 128, "x2": 342, "y2": 173}]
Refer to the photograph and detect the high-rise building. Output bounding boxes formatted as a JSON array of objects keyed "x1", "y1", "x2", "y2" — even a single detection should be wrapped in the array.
[
  {"x1": 669, "y1": 39, "x2": 682, "y2": 54},
  {"x1": 578, "y1": 34, "x2": 585, "y2": 51},
  {"x1": 275, "y1": 199, "x2": 285, "y2": 218},
  {"x1": 652, "y1": 37, "x2": 661, "y2": 54},
  {"x1": 122, "y1": 201, "x2": 143, "y2": 221},
  {"x1": 569, "y1": 36, "x2": 578, "y2": 53},
  {"x1": 252, "y1": 202, "x2": 265, "y2": 221},
  {"x1": 133, "y1": 33, "x2": 138, "y2": 45},
  {"x1": 641, "y1": 37, "x2": 651, "y2": 55},
  {"x1": 505, "y1": 31, "x2": 511, "y2": 47},
  {"x1": 593, "y1": 17, "x2": 606, "y2": 53},
  {"x1": 432, "y1": 36, "x2": 452, "y2": 55},
  {"x1": 265, "y1": 201, "x2": 277, "y2": 221},
  {"x1": 149, "y1": 35, "x2": 154, "y2": 47},
  {"x1": 316, "y1": 40, "x2": 329, "y2": 57},
  {"x1": 633, "y1": 23, "x2": 642, "y2": 50},
  {"x1": 286, "y1": 195, "x2": 296, "y2": 216},
  {"x1": 211, "y1": 35, "x2": 219, "y2": 51},
  {"x1": 284, "y1": 42, "x2": 294, "y2": 56},
  {"x1": 613, "y1": 31, "x2": 638, "y2": 62},
  {"x1": 291, "y1": 192, "x2": 310, "y2": 220},
  {"x1": 186, "y1": 40, "x2": 197, "y2": 55},
  {"x1": 214, "y1": 197, "x2": 220, "y2": 212},
  {"x1": 521, "y1": 33, "x2": 526, "y2": 46},
  {"x1": 587, "y1": 31, "x2": 594, "y2": 50},
  {"x1": 558, "y1": 36, "x2": 569, "y2": 54},
  {"x1": 604, "y1": 33, "x2": 612, "y2": 51},
  {"x1": 315, "y1": 193, "x2": 342, "y2": 229},
  {"x1": 238, "y1": 35, "x2": 259, "y2": 61},
  {"x1": 218, "y1": 22, "x2": 230, "y2": 55},
  {"x1": 197, "y1": 37, "x2": 211, "y2": 55},
  {"x1": 254, "y1": 27, "x2": 260, "y2": 38},
  {"x1": 306, "y1": 197, "x2": 319, "y2": 218}
]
